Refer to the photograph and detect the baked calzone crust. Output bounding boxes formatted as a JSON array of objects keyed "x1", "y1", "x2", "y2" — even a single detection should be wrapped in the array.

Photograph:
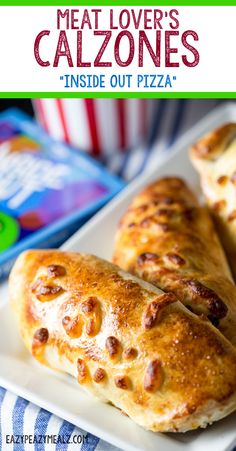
[
  {"x1": 190, "y1": 123, "x2": 236, "y2": 281},
  {"x1": 113, "y1": 177, "x2": 236, "y2": 346},
  {"x1": 9, "y1": 250, "x2": 236, "y2": 432}
]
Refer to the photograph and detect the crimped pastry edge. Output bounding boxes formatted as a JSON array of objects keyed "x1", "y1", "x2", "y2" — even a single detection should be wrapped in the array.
[{"x1": 190, "y1": 123, "x2": 236, "y2": 161}]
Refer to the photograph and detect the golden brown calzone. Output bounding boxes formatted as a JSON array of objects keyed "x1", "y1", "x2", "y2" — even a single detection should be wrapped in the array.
[
  {"x1": 113, "y1": 177, "x2": 236, "y2": 346},
  {"x1": 190, "y1": 123, "x2": 236, "y2": 280},
  {"x1": 9, "y1": 250, "x2": 236, "y2": 432}
]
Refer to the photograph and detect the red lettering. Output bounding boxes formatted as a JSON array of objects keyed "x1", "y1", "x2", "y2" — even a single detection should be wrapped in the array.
[
  {"x1": 182, "y1": 30, "x2": 199, "y2": 67},
  {"x1": 57, "y1": 9, "x2": 69, "y2": 29},
  {"x1": 119, "y1": 9, "x2": 130, "y2": 29},
  {"x1": 144, "y1": 9, "x2": 153, "y2": 30},
  {"x1": 77, "y1": 31, "x2": 91, "y2": 67},
  {"x1": 115, "y1": 31, "x2": 134, "y2": 67},
  {"x1": 71, "y1": 9, "x2": 79, "y2": 29},
  {"x1": 34, "y1": 30, "x2": 50, "y2": 67},
  {"x1": 169, "y1": 9, "x2": 179, "y2": 30},
  {"x1": 81, "y1": 9, "x2": 92, "y2": 29},
  {"x1": 53, "y1": 30, "x2": 73, "y2": 67},
  {"x1": 153, "y1": 9, "x2": 163, "y2": 29},
  {"x1": 92, "y1": 9, "x2": 102, "y2": 29},
  {"x1": 139, "y1": 30, "x2": 161, "y2": 67},
  {"x1": 110, "y1": 9, "x2": 118, "y2": 29},
  {"x1": 131, "y1": 9, "x2": 142, "y2": 29},
  {"x1": 94, "y1": 31, "x2": 112, "y2": 67},
  {"x1": 165, "y1": 31, "x2": 179, "y2": 67}
]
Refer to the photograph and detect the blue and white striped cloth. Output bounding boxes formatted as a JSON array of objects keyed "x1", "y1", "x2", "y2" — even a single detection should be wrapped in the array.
[
  {"x1": 104, "y1": 99, "x2": 221, "y2": 180},
  {"x1": 1, "y1": 99, "x2": 235, "y2": 451}
]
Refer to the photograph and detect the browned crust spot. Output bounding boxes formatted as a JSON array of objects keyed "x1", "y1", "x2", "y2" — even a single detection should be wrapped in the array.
[
  {"x1": 127, "y1": 222, "x2": 135, "y2": 228},
  {"x1": 183, "y1": 208, "x2": 195, "y2": 221},
  {"x1": 105, "y1": 336, "x2": 120, "y2": 358},
  {"x1": 150, "y1": 194, "x2": 175, "y2": 205},
  {"x1": 80, "y1": 297, "x2": 102, "y2": 337},
  {"x1": 144, "y1": 359, "x2": 163, "y2": 392},
  {"x1": 155, "y1": 208, "x2": 174, "y2": 218},
  {"x1": 123, "y1": 347, "x2": 138, "y2": 360},
  {"x1": 136, "y1": 204, "x2": 148, "y2": 213},
  {"x1": 140, "y1": 217, "x2": 153, "y2": 227},
  {"x1": 33, "y1": 328, "x2": 49, "y2": 346},
  {"x1": 140, "y1": 216, "x2": 170, "y2": 231},
  {"x1": 77, "y1": 358, "x2": 87, "y2": 384},
  {"x1": 93, "y1": 368, "x2": 106, "y2": 383},
  {"x1": 217, "y1": 175, "x2": 228, "y2": 186},
  {"x1": 86, "y1": 319, "x2": 96, "y2": 336},
  {"x1": 81, "y1": 297, "x2": 98, "y2": 314},
  {"x1": 183, "y1": 279, "x2": 228, "y2": 319},
  {"x1": 62, "y1": 316, "x2": 82, "y2": 338},
  {"x1": 164, "y1": 253, "x2": 186, "y2": 266},
  {"x1": 114, "y1": 375, "x2": 131, "y2": 390},
  {"x1": 137, "y1": 252, "x2": 159, "y2": 266},
  {"x1": 143, "y1": 293, "x2": 177, "y2": 330},
  {"x1": 32, "y1": 281, "x2": 64, "y2": 302},
  {"x1": 173, "y1": 403, "x2": 197, "y2": 419},
  {"x1": 47, "y1": 265, "x2": 66, "y2": 277}
]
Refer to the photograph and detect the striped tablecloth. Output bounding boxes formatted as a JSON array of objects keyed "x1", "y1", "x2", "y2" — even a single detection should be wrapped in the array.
[{"x1": 1, "y1": 99, "x2": 234, "y2": 451}]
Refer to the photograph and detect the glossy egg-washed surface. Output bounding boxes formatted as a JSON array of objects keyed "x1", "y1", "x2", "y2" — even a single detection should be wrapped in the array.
[
  {"x1": 10, "y1": 250, "x2": 236, "y2": 432},
  {"x1": 113, "y1": 177, "x2": 236, "y2": 347},
  {"x1": 190, "y1": 123, "x2": 236, "y2": 282}
]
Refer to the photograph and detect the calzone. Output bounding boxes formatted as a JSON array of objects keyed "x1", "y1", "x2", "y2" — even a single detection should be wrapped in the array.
[
  {"x1": 9, "y1": 250, "x2": 236, "y2": 432},
  {"x1": 190, "y1": 123, "x2": 236, "y2": 280},
  {"x1": 113, "y1": 177, "x2": 236, "y2": 347}
]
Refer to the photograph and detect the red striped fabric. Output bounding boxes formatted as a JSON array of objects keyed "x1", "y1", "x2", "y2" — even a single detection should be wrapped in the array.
[
  {"x1": 139, "y1": 98, "x2": 147, "y2": 139},
  {"x1": 117, "y1": 99, "x2": 126, "y2": 151},
  {"x1": 56, "y1": 99, "x2": 70, "y2": 144},
  {"x1": 84, "y1": 99, "x2": 101, "y2": 157},
  {"x1": 34, "y1": 99, "x2": 49, "y2": 133},
  {"x1": 34, "y1": 99, "x2": 151, "y2": 156}
]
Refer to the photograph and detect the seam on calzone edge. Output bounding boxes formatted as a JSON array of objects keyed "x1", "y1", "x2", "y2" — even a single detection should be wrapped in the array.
[
  {"x1": 9, "y1": 250, "x2": 236, "y2": 433},
  {"x1": 112, "y1": 177, "x2": 236, "y2": 347},
  {"x1": 190, "y1": 123, "x2": 236, "y2": 282}
]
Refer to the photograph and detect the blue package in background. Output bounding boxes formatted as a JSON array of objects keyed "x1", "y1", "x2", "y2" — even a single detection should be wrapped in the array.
[{"x1": 0, "y1": 109, "x2": 125, "y2": 280}]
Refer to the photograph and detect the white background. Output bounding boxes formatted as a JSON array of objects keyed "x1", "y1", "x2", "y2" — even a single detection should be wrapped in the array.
[{"x1": 0, "y1": 6, "x2": 234, "y2": 92}]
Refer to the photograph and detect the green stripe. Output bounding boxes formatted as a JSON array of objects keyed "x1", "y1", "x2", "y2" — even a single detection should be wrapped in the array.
[
  {"x1": 1, "y1": 92, "x2": 236, "y2": 98},
  {"x1": 1, "y1": 1, "x2": 236, "y2": 5}
]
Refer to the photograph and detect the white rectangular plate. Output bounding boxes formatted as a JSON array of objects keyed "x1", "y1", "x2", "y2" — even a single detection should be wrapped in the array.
[{"x1": 1, "y1": 102, "x2": 236, "y2": 451}]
